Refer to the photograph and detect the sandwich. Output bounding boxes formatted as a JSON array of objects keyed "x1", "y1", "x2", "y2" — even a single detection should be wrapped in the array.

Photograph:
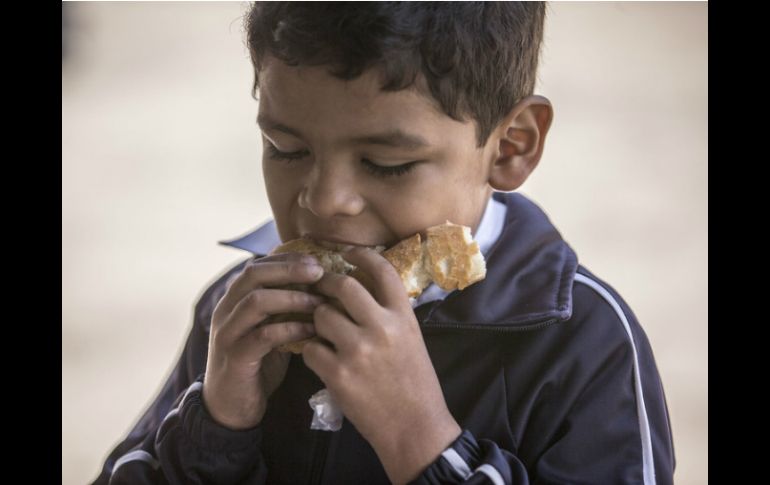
[{"x1": 269, "y1": 221, "x2": 487, "y2": 353}]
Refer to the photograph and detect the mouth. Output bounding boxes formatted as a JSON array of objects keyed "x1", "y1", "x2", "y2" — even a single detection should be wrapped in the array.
[{"x1": 301, "y1": 233, "x2": 377, "y2": 251}]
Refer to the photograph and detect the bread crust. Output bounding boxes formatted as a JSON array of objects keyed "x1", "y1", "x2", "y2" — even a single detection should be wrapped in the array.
[
  {"x1": 425, "y1": 222, "x2": 487, "y2": 290},
  {"x1": 270, "y1": 239, "x2": 357, "y2": 275},
  {"x1": 269, "y1": 224, "x2": 486, "y2": 353}
]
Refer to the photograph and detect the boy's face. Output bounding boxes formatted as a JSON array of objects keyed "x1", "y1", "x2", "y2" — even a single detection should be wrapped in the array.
[{"x1": 258, "y1": 57, "x2": 497, "y2": 248}]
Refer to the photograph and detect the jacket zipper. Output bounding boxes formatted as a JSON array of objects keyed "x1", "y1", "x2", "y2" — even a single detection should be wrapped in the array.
[
  {"x1": 308, "y1": 429, "x2": 332, "y2": 485},
  {"x1": 303, "y1": 319, "x2": 557, "y2": 484}
]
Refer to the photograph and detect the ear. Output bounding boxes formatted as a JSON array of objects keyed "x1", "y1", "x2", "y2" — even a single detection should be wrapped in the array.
[{"x1": 487, "y1": 95, "x2": 553, "y2": 192}]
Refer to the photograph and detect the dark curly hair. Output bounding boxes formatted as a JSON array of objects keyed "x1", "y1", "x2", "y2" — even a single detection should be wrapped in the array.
[{"x1": 245, "y1": 2, "x2": 546, "y2": 147}]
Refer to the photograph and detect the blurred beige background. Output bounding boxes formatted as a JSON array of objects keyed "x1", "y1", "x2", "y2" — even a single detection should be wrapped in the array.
[{"x1": 62, "y1": 2, "x2": 707, "y2": 485}]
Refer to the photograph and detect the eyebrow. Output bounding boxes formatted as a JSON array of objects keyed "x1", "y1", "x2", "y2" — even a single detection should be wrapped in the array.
[{"x1": 257, "y1": 115, "x2": 431, "y2": 150}]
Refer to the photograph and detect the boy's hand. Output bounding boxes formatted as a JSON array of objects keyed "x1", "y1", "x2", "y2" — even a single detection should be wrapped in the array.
[
  {"x1": 202, "y1": 253, "x2": 325, "y2": 430},
  {"x1": 303, "y1": 247, "x2": 462, "y2": 485}
]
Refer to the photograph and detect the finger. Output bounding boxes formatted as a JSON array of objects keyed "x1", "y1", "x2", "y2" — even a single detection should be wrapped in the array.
[
  {"x1": 302, "y1": 338, "x2": 340, "y2": 386},
  {"x1": 313, "y1": 303, "x2": 360, "y2": 354},
  {"x1": 215, "y1": 258, "x2": 324, "y2": 318},
  {"x1": 219, "y1": 289, "x2": 323, "y2": 344},
  {"x1": 233, "y1": 321, "x2": 316, "y2": 361},
  {"x1": 253, "y1": 252, "x2": 301, "y2": 262},
  {"x1": 222, "y1": 252, "x2": 308, "y2": 291},
  {"x1": 254, "y1": 251, "x2": 321, "y2": 265},
  {"x1": 342, "y1": 247, "x2": 407, "y2": 309},
  {"x1": 312, "y1": 272, "x2": 382, "y2": 327}
]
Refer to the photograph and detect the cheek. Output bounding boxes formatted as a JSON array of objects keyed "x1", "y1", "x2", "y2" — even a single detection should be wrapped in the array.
[
  {"x1": 262, "y1": 162, "x2": 279, "y2": 200},
  {"x1": 368, "y1": 174, "x2": 460, "y2": 236},
  {"x1": 263, "y1": 163, "x2": 304, "y2": 242},
  {"x1": 264, "y1": 159, "x2": 299, "y2": 187},
  {"x1": 263, "y1": 162, "x2": 299, "y2": 211}
]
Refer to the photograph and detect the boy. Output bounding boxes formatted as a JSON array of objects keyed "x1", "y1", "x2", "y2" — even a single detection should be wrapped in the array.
[{"x1": 92, "y1": 2, "x2": 675, "y2": 484}]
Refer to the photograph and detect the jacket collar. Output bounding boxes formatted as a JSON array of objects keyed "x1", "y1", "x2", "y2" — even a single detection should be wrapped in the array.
[
  {"x1": 416, "y1": 192, "x2": 578, "y2": 329},
  {"x1": 219, "y1": 192, "x2": 577, "y2": 329},
  {"x1": 219, "y1": 219, "x2": 281, "y2": 255},
  {"x1": 412, "y1": 195, "x2": 506, "y2": 307}
]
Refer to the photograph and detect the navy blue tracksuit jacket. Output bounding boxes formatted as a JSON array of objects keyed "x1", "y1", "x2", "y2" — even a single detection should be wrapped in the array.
[{"x1": 91, "y1": 192, "x2": 675, "y2": 484}]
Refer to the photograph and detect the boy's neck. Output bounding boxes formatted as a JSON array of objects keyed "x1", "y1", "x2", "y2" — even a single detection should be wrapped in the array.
[{"x1": 471, "y1": 187, "x2": 495, "y2": 237}]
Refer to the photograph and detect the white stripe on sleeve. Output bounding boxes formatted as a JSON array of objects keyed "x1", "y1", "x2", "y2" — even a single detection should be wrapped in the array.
[
  {"x1": 112, "y1": 450, "x2": 160, "y2": 474},
  {"x1": 573, "y1": 273, "x2": 656, "y2": 485},
  {"x1": 440, "y1": 447, "x2": 472, "y2": 479},
  {"x1": 473, "y1": 464, "x2": 505, "y2": 485}
]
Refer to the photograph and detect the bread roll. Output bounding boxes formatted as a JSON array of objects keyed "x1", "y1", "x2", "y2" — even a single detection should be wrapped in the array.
[
  {"x1": 425, "y1": 222, "x2": 487, "y2": 290},
  {"x1": 269, "y1": 222, "x2": 486, "y2": 353}
]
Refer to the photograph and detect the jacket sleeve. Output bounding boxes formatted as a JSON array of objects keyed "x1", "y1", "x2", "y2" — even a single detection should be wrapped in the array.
[
  {"x1": 410, "y1": 430, "x2": 530, "y2": 484},
  {"x1": 411, "y1": 274, "x2": 676, "y2": 485},
  {"x1": 89, "y1": 259, "x2": 268, "y2": 485}
]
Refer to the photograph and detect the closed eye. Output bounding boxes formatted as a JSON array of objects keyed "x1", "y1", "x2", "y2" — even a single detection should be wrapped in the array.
[
  {"x1": 264, "y1": 141, "x2": 419, "y2": 178},
  {"x1": 264, "y1": 142, "x2": 309, "y2": 161},
  {"x1": 360, "y1": 158, "x2": 418, "y2": 178}
]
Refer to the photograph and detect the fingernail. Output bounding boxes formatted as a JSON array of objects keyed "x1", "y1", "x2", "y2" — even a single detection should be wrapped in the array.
[
  {"x1": 301, "y1": 255, "x2": 319, "y2": 265},
  {"x1": 306, "y1": 264, "x2": 323, "y2": 277}
]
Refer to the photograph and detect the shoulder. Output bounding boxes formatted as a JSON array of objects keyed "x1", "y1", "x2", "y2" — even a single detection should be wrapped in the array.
[
  {"x1": 570, "y1": 266, "x2": 642, "y2": 336},
  {"x1": 563, "y1": 265, "x2": 653, "y2": 368}
]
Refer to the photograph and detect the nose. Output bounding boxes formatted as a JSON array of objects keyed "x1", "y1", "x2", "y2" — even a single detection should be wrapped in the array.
[{"x1": 298, "y1": 161, "x2": 365, "y2": 218}]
